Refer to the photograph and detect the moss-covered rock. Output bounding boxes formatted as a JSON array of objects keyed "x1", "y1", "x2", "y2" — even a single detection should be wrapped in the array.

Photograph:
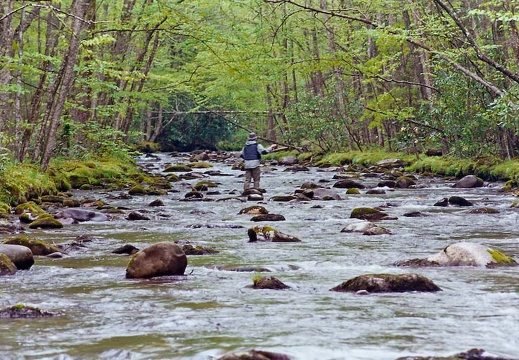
[
  {"x1": 0, "y1": 253, "x2": 17, "y2": 275},
  {"x1": 189, "y1": 162, "x2": 212, "y2": 169},
  {"x1": 128, "y1": 184, "x2": 147, "y2": 195},
  {"x1": 330, "y1": 273, "x2": 441, "y2": 293},
  {"x1": 194, "y1": 180, "x2": 217, "y2": 191},
  {"x1": 346, "y1": 188, "x2": 361, "y2": 194},
  {"x1": 181, "y1": 244, "x2": 219, "y2": 255},
  {"x1": 248, "y1": 226, "x2": 300, "y2": 242},
  {"x1": 14, "y1": 201, "x2": 44, "y2": 216},
  {"x1": 0, "y1": 304, "x2": 59, "y2": 318},
  {"x1": 252, "y1": 276, "x2": 290, "y2": 290},
  {"x1": 350, "y1": 207, "x2": 388, "y2": 221},
  {"x1": 427, "y1": 242, "x2": 517, "y2": 268},
  {"x1": 3, "y1": 235, "x2": 61, "y2": 256},
  {"x1": 163, "y1": 164, "x2": 192, "y2": 172},
  {"x1": 28, "y1": 214, "x2": 63, "y2": 229},
  {"x1": 395, "y1": 175, "x2": 416, "y2": 188}
]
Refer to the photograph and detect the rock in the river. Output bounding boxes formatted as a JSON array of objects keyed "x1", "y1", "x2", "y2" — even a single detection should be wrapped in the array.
[
  {"x1": 433, "y1": 196, "x2": 473, "y2": 207},
  {"x1": 251, "y1": 276, "x2": 290, "y2": 290},
  {"x1": 0, "y1": 304, "x2": 59, "y2": 318},
  {"x1": 218, "y1": 349, "x2": 292, "y2": 360},
  {"x1": 182, "y1": 244, "x2": 219, "y2": 255},
  {"x1": 0, "y1": 253, "x2": 17, "y2": 275},
  {"x1": 250, "y1": 214, "x2": 286, "y2": 222},
  {"x1": 448, "y1": 195, "x2": 473, "y2": 206},
  {"x1": 333, "y1": 179, "x2": 366, "y2": 189},
  {"x1": 112, "y1": 244, "x2": 140, "y2": 255},
  {"x1": 126, "y1": 211, "x2": 151, "y2": 221},
  {"x1": 454, "y1": 175, "x2": 484, "y2": 188},
  {"x1": 341, "y1": 221, "x2": 391, "y2": 235},
  {"x1": 0, "y1": 244, "x2": 34, "y2": 270},
  {"x1": 350, "y1": 207, "x2": 390, "y2": 221},
  {"x1": 396, "y1": 347, "x2": 513, "y2": 360},
  {"x1": 395, "y1": 175, "x2": 416, "y2": 188},
  {"x1": 28, "y1": 214, "x2": 63, "y2": 229},
  {"x1": 426, "y1": 242, "x2": 517, "y2": 267},
  {"x1": 312, "y1": 188, "x2": 342, "y2": 200},
  {"x1": 3, "y1": 235, "x2": 61, "y2": 256},
  {"x1": 248, "y1": 226, "x2": 301, "y2": 242},
  {"x1": 54, "y1": 208, "x2": 109, "y2": 222},
  {"x1": 330, "y1": 273, "x2": 441, "y2": 293},
  {"x1": 126, "y1": 242, "x2": 187, "y2": 279},
  {"x1": 238, "y1": 205, "x2": 269, "y2": 215}
]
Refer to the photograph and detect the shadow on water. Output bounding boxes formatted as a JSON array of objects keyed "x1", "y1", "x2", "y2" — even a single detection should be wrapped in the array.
[{"x1": 1, "y1": 152, "x2": 519, "y2": 359}]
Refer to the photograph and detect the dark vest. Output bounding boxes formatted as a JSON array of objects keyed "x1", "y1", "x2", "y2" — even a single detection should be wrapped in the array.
[{"x1": 243, "y1": 143, "x2": 261, "y2": 160}]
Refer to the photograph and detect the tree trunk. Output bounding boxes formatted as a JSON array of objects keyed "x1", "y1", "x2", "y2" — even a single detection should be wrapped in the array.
[{"x1": 40, "y1": 0, "x2": 89, "y2": 170}]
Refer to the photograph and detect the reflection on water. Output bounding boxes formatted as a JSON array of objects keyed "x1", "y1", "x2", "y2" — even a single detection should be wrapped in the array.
[{"x1": 1, "y1": 152, "x2": 519, "y2": 359}]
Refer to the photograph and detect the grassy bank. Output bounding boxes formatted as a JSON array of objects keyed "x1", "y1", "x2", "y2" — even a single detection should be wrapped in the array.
[
  {"x1": 0, "y1": 155, "x2": 150, "y2": 215},
  {"x1": 2, "y1": 148, "x2": 519, "y2": 215},
  {"x1": 266, "y1": 149, "x2": 519, "y2": 184}
]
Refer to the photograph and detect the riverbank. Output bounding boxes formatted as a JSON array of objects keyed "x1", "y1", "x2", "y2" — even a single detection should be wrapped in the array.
[{"x1": 1, "y1": 149, "x2": 518, "y2": 214}]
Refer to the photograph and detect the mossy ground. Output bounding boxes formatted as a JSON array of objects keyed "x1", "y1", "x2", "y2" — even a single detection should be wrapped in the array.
[{"x1": 0, "y1": 155, "x2": 150, "y2": 206}]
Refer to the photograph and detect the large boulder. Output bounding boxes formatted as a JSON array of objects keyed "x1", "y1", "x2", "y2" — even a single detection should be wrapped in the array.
[
  {"x1": 426, "y1": 242, "x2": 517, "y2": 267},
  {"x1": 126, "y1": 242, "x2": 187, "y2": 279},
  {"x1": 330, "y1": 273, "x2": 441, "y2": 293},
  {"x1": 0, "y1": 244, "x2": 34, "y2": 270},
  {"x1": 3, "y1": 235, "x2": 61, "y2": 256},
  {"x1": 54, "y1": 208, "x2": 109, "y2": 222},
  {"x1": 454, "y1": 175, "x2": 484, "y2": 188}
]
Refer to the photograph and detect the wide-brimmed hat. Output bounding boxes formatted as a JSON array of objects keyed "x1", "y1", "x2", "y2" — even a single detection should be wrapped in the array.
[{"x1": 248, "y1": 132, "x2": 257, "y2": 140}]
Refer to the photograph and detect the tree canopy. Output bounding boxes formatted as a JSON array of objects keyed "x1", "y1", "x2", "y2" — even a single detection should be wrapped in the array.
[{"x1": 1, "y1": 0, "x2": 519, "y2": 167}]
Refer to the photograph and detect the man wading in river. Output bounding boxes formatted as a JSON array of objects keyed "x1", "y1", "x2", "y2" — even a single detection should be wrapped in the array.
[{"x1": 240, "y1": 132, "x2": 277, "y2": 194}]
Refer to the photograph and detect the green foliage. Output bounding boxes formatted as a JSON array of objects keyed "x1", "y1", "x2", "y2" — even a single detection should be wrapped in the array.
[{"x1": 0, "y1": 163, "x2": 57, "y2": 205}]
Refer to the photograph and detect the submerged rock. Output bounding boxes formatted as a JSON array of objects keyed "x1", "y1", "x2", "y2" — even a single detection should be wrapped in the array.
[
  {"x1": 126, "y1": 242, "x2": 187, "y2": 279},
  {"x1": 251, "y1": 276, "x2": 290, "y2": 290},
  {"x1": 218, "y1": 349, "x2": 292, "y2": 360},
  {"x1": 181, "y1": 244, "x2": 219, "y2": 255},
  {"x1": 0, "y1": 304, "x2": 59, "y2": 318},
  {"x1": 397, "y1": 348, "x2": 512, "y2": 360},
  {"x1": 330, "y1": 273, "x2": 441, "y2": 293}
]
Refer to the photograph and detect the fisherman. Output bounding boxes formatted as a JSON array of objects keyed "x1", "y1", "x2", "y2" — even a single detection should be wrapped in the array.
[{"x1": 240, "y1": 132, "x2": 277, "y2": 193}]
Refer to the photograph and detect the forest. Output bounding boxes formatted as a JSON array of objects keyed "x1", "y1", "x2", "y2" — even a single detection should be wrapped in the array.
[{"x1": 1, "y1": 0, "x2": 519, "y2": 170}]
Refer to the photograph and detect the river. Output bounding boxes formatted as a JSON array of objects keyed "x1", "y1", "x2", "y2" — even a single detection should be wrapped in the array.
[{"x1": 1, "y1": 152, "x2": 518, "y2": 360}]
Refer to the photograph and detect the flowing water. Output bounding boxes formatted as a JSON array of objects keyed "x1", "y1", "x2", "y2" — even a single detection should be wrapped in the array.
[{"x1": 1, "y1": 152, "x2": 519, "y2": 360}]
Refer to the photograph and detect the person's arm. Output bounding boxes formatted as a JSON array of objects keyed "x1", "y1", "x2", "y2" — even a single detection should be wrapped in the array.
[{"x1": 258, "y1": 143, "x2": 277, "y2": 154}]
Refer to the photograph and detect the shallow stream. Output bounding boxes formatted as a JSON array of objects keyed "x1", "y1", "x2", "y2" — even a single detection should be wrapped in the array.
[{"x1": 1, "y1": 152, "x2": 519, "y2": 360}]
